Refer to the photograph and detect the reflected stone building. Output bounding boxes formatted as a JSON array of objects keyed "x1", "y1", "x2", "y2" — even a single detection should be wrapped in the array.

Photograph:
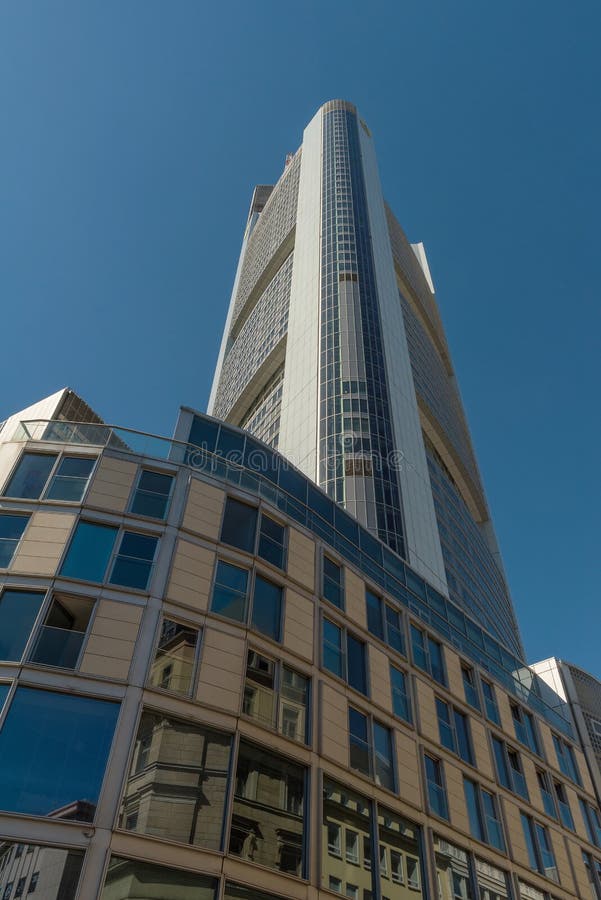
[{"x1": 0, "y1": 104, "x2": 599, "y2": 900}]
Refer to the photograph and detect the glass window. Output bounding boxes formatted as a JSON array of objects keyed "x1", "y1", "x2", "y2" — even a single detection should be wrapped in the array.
[
  {"x1": 323, "y1": 619, "x2": 367, "y2": 695},
  {"x1": 378, "y1": 806, "x2": 424, "y2": 900},
  {"x1": 28, "y1": 593, "x2": 94, "y2": 669},
  {"x1": 347, "y1": 634, "x2": 367, "y2": 695},
  {"x1": 0, "y1": 843, "x2": 83, "y2": 900},
  {"x1": 349, "y1": 708, "x2": 371, "y2": 778},
  {"x1": 258, "y1": 514, "x2": 286, "y2": 569},
  {"x1": 0, "y1": 683, "x2": 9, "y2": 713},
  {"x1": 0, "y1": 589, "x2": 45, "y2": 661},
  {"x1": 0, "y1": 687, "x2": 119, "y2": 820},
  {"x1": 230, "y1": 741, "x2": 306, "y2": 877},
  {"x1": 474, "y1": 857, "x2": 511, "y2": 900},
  {"x1": 220, "y1": 498, "x2": 258, "y2": 553},
  {"x1": 366, "y1": 590, "x2": 404, "y2": 654},
  {"x1": 463, "y1": 778, "x2": 505, "y2": 851},
  {"x1": 553, "y1": 781, "x2": 574, "y2": 830},
  {"x1": 462, "y1": 666, "x2": 481, "y2": 711},
  {"x1": 212, "y1": 560, "x2": 249, "y2": 622},
  {"x1": 3, "y1": 453, "x2": 57, "y2": 498},
  {"x1": 374, "y1": 722, "x2": 395, "y2": 791},
  {"x1": 243, "y1": 650, "x2": 309, "y2": 744},
  {"x1": 101, "y1": 857, "x2": 217, "y2": 899},
  {"x1": 552, "y1": 733, "x2": 581, "y2": 785},
  {"x1": 322, "y1": 779, "x2": 374, "y2": 898},
  {"x1": 323, "y1": 555, "x2": 344, "y2": 608},
  {"x1": 129, "y1": 470, "x2": 174, "y2": 519},
  {"x1": 511, "y1": 704, "x2": 539, "y2": 755},
  {"x1": 224, "y1": 884, "x2": 289, "y2": 900},
  {"x1": 109, "y1": 531, "x2": 157, "y2": 590},
  {"x1": 492, "y1": 737, "x2": 527, "y2": 799},
  {"x1": 520, "y1": 813, "x2": 558, "y2": 882},
  {"x1": 436, "y1": 699, "x2": 473, "y2": 764},
  {"x1": 251, "y1": 575, "x2": 282, "y2": 640},
  {"x1": 0, "y1": 514, "x2": 30, "y2": 567},
  {"x1": 425, "y1": 756, "x2": 448, "y2": 819},
  {"x1": 348, "y1": 708, "x2": 394, "y2": 790},
  {"x1": 433, "y1": 835, "x2": 473, "y2": 900},
  {"x1": 537, "y1": 770, "x2": 557, "y2": 819},
  {"x1": 148, "y1": 618, "x2": 199, "y2": 694},
  {"x1": 390, "y1": 665, "x2": 412, "y2": 723},
  {"x1": 45, "y1": 456, "x2": 96, "y2": 501},
  {"x1": 60, "y1": 521, "x2": 117, "y2": 582},
  {"x1": 482, "y1": 679, "x2": 500, "y2": 725},
  {"x1": 579, "y1": 798, "x2": 601, "y2": 847},
  {"x1": 410, "y1": 625, "x2": 445, "y2": 684},
  {"x1": 121, "y1": 710, "x2": 231, "y2": 850}
]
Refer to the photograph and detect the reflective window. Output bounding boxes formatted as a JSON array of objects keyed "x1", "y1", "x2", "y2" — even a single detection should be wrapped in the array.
[
  {"x1": 3, "y1": 453, "x2": 57, "y2": 499},
  {"x1": 581, "y1": 851, "x2": 601, "y2": 900},
  {"x1": 121, "y1": 710, "x2": 231, "y2": 850},
  {"x1": 520, "y1": 813, "x2": 558, "y2": 882},
  {"x1": 475, "y1": 857, "x2": 511, "y2": 900},
  {"x1": 580, "y1": 798, "x2": 601, "y2": 847},
  {"x1": 481, "y1": 679, "x2": 500, "y2": 725},
  {"x1": 425, "y1": 756, "x2": 448, "y2": 820},
  {"x1": 433, "y1": 835, "x2": 473, "y2": 900},
  {"x1": 45, "y1": 456, "x2": 95, "y2": 502},
  {"x1": 224, "y1": 884, "x2": 288, "y2": 900},
  {"x1": 323, "y1": 619, "x2": 367, "y2": 695},
  {"x1": 0, "y1": 685, "x2": 8, "y2": 714},
  {"x1": 60, "y1": 521, "x2": 117, "y2": 582},
  {"x1": 553, "y1": 780, "x2": 574, "y2": 831},
  {"x1": 463, "y1": 778, "x2": 505, "y2": 851},
  {"x1": 511, "y1": 704, "x2": 539, "y2": 755},
  {"x1": 258, "y1": 514, "x2": 286, "y2": 569},
  {"x1": 322, "y1": 779, "x2": 374, "y2": 898},
  {"x1": 462, "y1": 666, "x2": 481, "y2": 711},
  {"x1": 366, "y1": 590, "x2": 405, "y2": 654},
  {"x1": 0, "y1": 515, "x2": 30, "y2": 568},
  {"x1": 148, "y1": 618, "x2": 199, "y2": 695},
  {"x1": 492, "y1": 737, "x2": 528, "y2": 799},
  {"x1": 251, "y1": 575, "x2": 282, "y2": 640},
  {"x1": 129, "y1": 470, "x2": 174, "y2": 519},
  {"x1": 552, "y1": 733, "x2": 581, "y2": 785},
  {"x1": 101, "y1": 857, "x2": 217, "y2": 899},
  {"x1": 323, "y1": 555, "x2": 344, "y2": 609},
  {"x1": 212, "y1": 560, "x2": 249, "y2": 622},
  {"x1": 390, "y1": 665, "x2": 412, "y2": 723},
  {"x1": 378, "y1": 806, "x2": 424, "y2": 900},
  {"x1": 220, "y1": 497, "x2": 287, "y2": 570},
  {"x1": 436, "y1": 699, "x2": 473, "y2": 764},
  {"x1": 537, "y1": 770, "x2": 557, "y2": 819},
  {"x1": 410, "y1": 625, "x2": 445, "y2": 685},
  {"x1": 0, "y1": 590, "x2": 45, "y2": 661},
  {"x1": 230, "y1": 741, "x2": 306, "y2": 877},
  {"x1": 28, "y1": 594, "x2": 94, "y2": 669},
  {"x1": 211, "y1": 563, "x2": 283, "y2": 641},
  {"x1": 243, "y1": 650, "x2": 309, "y2": 744},
  {"x1": 109, "y1": 531, "x2": 157, "y2": 590},
  {"x1": 348, "y1": 707, "x2": 394, "y2": 791},
  {"x1": 0, "y1": 687, "x2": 119, "y2": 820},
  {"x1": 0, "y1": 842, "x2": 83, "y2": 900}
]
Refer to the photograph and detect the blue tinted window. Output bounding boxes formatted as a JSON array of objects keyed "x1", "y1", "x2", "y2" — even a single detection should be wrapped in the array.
[
  {"x1": 258, "y1": 515, "x2": 286, "y2": 569},
  {"x1": 212, "y1": 561, "x2": 249, "y2": 622},
  {"x1": 4, "y1": 453, "x2": 57, "y2": 499},
  {"x1": 0, "y1": 515, "x2": 30, "y2": 567},
  {"x1": 347, "y1": 635, "x2": 367, "y2": 695},
  {"x1": 366, "y1": 590, "x2": 384, "y2": 640},
  {"x1": 323, "y1": 619, "x2": 343, "y2": 678},
  {"x1": 109, "y1": 532, "x2": 157, "y2": 590},
  {"x1": 322, "y1": 556, "x2": 343, "y2": 609},
  {"x1": 60, "y1": 521, "x2": 117, "y2": 582},
  {"x1": 251, "y1": 576, "x2": 282, "y2": 641},
  {"x1": 188, "y1": 415, "x2": 219, "y2": 453},
  {"x1": 130, "y1": 470, "x2": 173, "y2": 519},
  {"x1": 464, "y1": 778, "x2": 485, "y2": 841},
  {"x1": 0, "y1": 684, "x2": 9, "y2": 714},
  {"x1": 0, "y1": 590, "x2": 45, "y2": 661},
  {"x1": 45, "y1": 456, "x2": 95, "y2": 502},
  {"x1": 374, "y1": 722, "x2": 394, "y2": 791},
  {"x1": 0, "y1": 687, "x2": 119, "y2": 819},
  {"x1": 220, "y1": 498, "x2": 258, "y2": 553},
  {"x1": 425, "y1": 756, "x2": 448, "y2": 819},
  {"x1": 390, "y1": 666, "x2": 411, "y2": 723}
]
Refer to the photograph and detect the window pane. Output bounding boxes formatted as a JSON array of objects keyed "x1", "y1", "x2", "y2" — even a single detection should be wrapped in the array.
[
  {"x1": 0, "y1": 684, "x2": 9, "y2": 713},
  {"x1": 520, "y1": 814, "x2": 539, "y2": 871},
  {"x1": 29, "y1": 594, "x2": 94, "y2": 669},
  {"x1": 436, "y1": 699, "x2": 455, "y2": 753},
  {"x1": 492, "y1": 738, "x2": 511, "y2": 790},
  {"x1": 251, "y1": 576, "x2": 282, "y2": 640},
  {"x1": 482, "y1": 789, "x2": 505, "y2": 851},
  {"x1": 0, "y1": 687, "x2": 119, "y2": 819},
  {"x1": 45, "y1": 456, "x2": 95, "y2": 502},
  {"x1": 4, "y1": 453, "x2": 56, "y2": 499},
  {"x1": 410, "y1": 626, "x2": 427, "y2": 671},
  {"x1": 475, "y1": 857, "x2": 510, "y2": 900},
  {"x1": 385, "y1": 604, "x2": 404, "y2": 654},
  {"x1": 244, "y1": 650, "x2": 276, "y2": 727},
  {"x1": 433, "y1": 836, "x2": 473, "y2": 900},
  {"x1": 0, "y1": 590, "x2": 45, "y2": 661},
  {"x1": 390, "y1": 666, "x2": 411, "y2": 723},
  {"x1": 464, "y1": 778, "x2": 485, "y2": 841},
  {"x1": 60, "y1": 521, "x2": 117, "y2": 582},
  {"x1": 0, "y1": 843, "x2": 83, "y2": 900},
  {"x1": 428, "y1": 638, "x2": 445, "y2": 684},
  {"x1": 129, "y1": 470, "x2": 173, "y2": 518},
  {"x1": 366, "y1": 591, "x2": 384, "y2": 640},
  {"x1": 347, "y1": 635, "x2": 367, "y2": 695},
  {"x1": 378, "y1": 807, "x2": 424, "y2": 900},
  {"x1": 101, "y1": 856, "x2": 217, "y2": 899},
  {"x1": 149, "y1": 619, "x2": 198, "y2": 694},
  {"x1": 258, "y1": 515, "x2": 286, "y2": 569},
  {"x1": 220, "y1": 498, "x2": 258, "y2": 553},
  {"x1": 280, "y1": 666, "x2": 309, "y2": 743},
  {"x1": 121, "y1": 711, "x2": 231, "y2": 850},
  {"x1": 230, "y1": 742, "x2": 305, "y2": 877},
  {"x1": 322, "y1": 779, "x2": 374, "y2": 897},
  {"x1": 323, "y1": 557, "x2": 343, "y2": 608},
  {"x1": 212, "y1": 561, "x2": 249, "y2": 622},
  {"x1": 374, "y1": 722, "x2": 394, "y2": 791},
  {"x1": 109, "y1": 532, "x2": 157, "y2": 590},
  {"x1": 454, "y1": 710, "x2": 473, "y2": 764},
  {"x1": 323, "y1": 619, "x2": 343, "y2": 678},
  {"x1": 0, "y1": 514, "x2": 30, "y2": 567},
  {"x1": 425, "y1": 757, "x2": 448, "y2": 819},
  {"x1": 349, "y1": 708, "x2": 370, "y2": 777}
]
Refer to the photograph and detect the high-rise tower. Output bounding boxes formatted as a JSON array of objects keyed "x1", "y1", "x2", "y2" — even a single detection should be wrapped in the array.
[{"x1": 209, "y1": 101, "x2": 522, "y2": 659}]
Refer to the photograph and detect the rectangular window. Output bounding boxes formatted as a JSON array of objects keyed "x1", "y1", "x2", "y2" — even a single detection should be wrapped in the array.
[
  {"x1": 28, "y1": 593, "x2": 95, "y2": 669},
  {"x1": 212, "y1": 560, "x2": 249, "y2": 622},
  {"x1": 109, "y1": 531, "x2": 158, "y2": 590},
  {"x1": 0, "y1": 514, "x2": 30, "y2": 567},
  {"x1": 121, "y1": 710, "x2": 232, "y2": 850},
  {"x1": 0, "y1": 687, "x2": 119, "y2": 820},
  {"x1": 520, "y1": 813, "x2": 559, "y2": 882},
  {"x1": 511, "y1": 704, "x2": 539, "y2": 755},
  {"x1": 492, "y1": 737, "x2": 528, "y2": 799},
  {"x1": 243, "y1": 649, "x2": 309, "y2": 744},
  {"x1": 257, "y1": 514, "x2": 286, "y2": 569},
  {"x1": 553, "y1": 781, "x2": 574, "y2": 831},
  {"x1": 425, "y1": 755, "x2": 448, "y2": 820},
  {"x1": 0, "y1": 844, "x2": 83, "y2": 900},
  {"x1": 323, "y1": 618, "x2": 367, "y2": 695},
  {"x1": 3, "y1": 452, "x2": 95, "y2": 503},
  {"x1": 390, "y1": 665, "x2": 412, "y2": 723},
  {"x1": 101, "y1": 857, "x2": 218, "y2": 899},
  {"x1": 463, "y1": 778, "x2": 505, "y2": 851},
  {"x1": 462, "y1": 666, "x2": 481, "y2": 711},
  {"x1": 322, "y1": 555, "x2": 344, "y2": 609},
  {"x1": 45, "y1": 456, "x2": 96, "y2": 502},
  {"x1": 60, "y1": 521, "x2": 118, "y2": 582},
  {"x1": 230, "y1": 741, "x2": 306, "y2": 877},
  {"x1": 251, "y1": 575, "x2": 282, "y2": 641},
  {"x1": 129, "y1": 470, "x2": 174, "y2": 519},
  {"x1": 410, "y1": 625, "x2": 445, "y2": 685},
  {"x1": 436, "y1": 698, "x2": 473, "y2": 764},
  {"x1": 580, "y1": 798, "x2": 601, "y2": 847},
  {"x1": 481, "y1": 679, "x2": 500, "y2": 725},
  {"x1": 552, "y1": 733, "x2": 581, "y2": 785},
  {"x1": 211, "y1": 562, "x2": 283, "y2": 641},
  {"x1": 4, "y1": 452, "x2": 57, "y2": 498},
  {"x1": 349, "y1": 707, "x2": 394, "y2": 790},
  {"x1": 323, "y1": 779, "x2": 374, "y2": 895},
  {"x1": 0, "y1": 589, "x2": 45, "y2": 661},
  {"x1": 537, "y1": 770, "x2": 557, "y2": 819},
  {"x1": 366, "y1": 590, "x2": 405, "y2": 654},
  {"x1": 148, "y1": 618, "x2": 199, "y2": 695},
  {"x1": 220, "y1": 497, "x2": 287, "y2": 570}
]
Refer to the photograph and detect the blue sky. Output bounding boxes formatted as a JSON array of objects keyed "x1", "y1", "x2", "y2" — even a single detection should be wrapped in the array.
[{"x1": 0, "y1": 1, "x2": 599, "y2": 675}]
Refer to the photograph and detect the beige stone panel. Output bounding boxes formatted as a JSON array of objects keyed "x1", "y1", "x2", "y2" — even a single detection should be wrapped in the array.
[
  {"x1": 395, "y1": 731, "x2": 421, "y2": 808},
  {"x1": 182, "y1": 478, "x2": 224, "y2": 540},
  {"x1": 575, "y1": 745, "x2": 595, "y2": 795},
  {"x1": 496, "y1": 688, "x2": 515, "y2": 737},
  {"x1": 370, "y1": 645, "x2": 392, "y2": 713},
  {"x1": 445, "y1": 761, "x2": 468, "y2": 830},
  {"x1": 345, "y1": 567, "x2": 366, "y2": 629},
  {"x1": 90, "y1": 616, "x2": 139, "y2": 642},
  {"x1": 471, "y1": 718, "x2": 494, "y2": 781},
  {"x1": 445, "y1": 647, "x2": 463, "y2": 698},
  {"x1": 287, "y1": 527, "x2": 315, "y2": 592},
  {"x1": 320, "y1": 681, "x2": 348, "y2": 767},
  {"x1": 539, "y1": 722, "x2": 557, "y2": 768},
  {"x1": 85, "y1": 455, "x2": 137, "y2": 513},
  {"x1": 503, "y1": 799, "x2": 529, "y2": 867},
  {"x1": 79, "y1": 654, "x2": 130, "y2": 680},
  {"x1": 166, "y1": 539, "x2": 215, "y2": 612},
  {"x1": 283, "y1": 589, "x2": 314, "y2": 662},
  {"x1": 79, "y1": 598, "x2": 142, "y2": 679},
  {"x1": 196, "y1": 627, "x2": 245, "y2": 714},
  {"x1": 568, "y1": 837, "x2": 593, "y2": 898},
  {"x1": 93, "y1": 598, "x2": 143, "y2": 625},
  {"x1": 415, "y1": 678, "x2": 438, "y2": 744},
  {"x1": 223, "y1": 857, "x2": 308, "y2": 900},
  {"x1": 550, "y1": 825, "x2": 574, "y2": 891},
  {"x1": 11, "y1": 509, "x2": 76, "y2": 575}
]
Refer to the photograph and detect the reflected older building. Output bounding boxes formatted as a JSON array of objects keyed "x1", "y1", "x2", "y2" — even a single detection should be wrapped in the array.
[{"x1": 0, "y1": 841, "x2": 83, "y2": 900}]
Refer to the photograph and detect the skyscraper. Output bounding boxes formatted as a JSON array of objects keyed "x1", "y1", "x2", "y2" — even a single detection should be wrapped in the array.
[{"x1": 209, "y1": 100, "x2": 521, "y2": 659}]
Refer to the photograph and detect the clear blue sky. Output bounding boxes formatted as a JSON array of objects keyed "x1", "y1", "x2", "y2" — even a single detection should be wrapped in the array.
[{"x1": 0, "y1": 1, "x2": 599, "y2": 675}]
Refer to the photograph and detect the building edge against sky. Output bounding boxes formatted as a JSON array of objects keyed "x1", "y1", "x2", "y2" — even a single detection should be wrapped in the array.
[{"x1": 208, "y1": 100, "x2": 523, "y2": 661}]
